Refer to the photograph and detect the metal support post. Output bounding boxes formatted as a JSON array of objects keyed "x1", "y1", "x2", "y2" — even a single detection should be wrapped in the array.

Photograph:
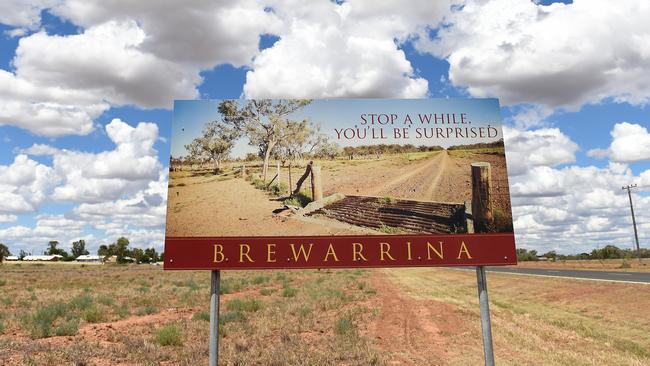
[
  {"x1": 209, "y1": 270, "x2": 221, "y2": 366},
  {"x1": 476, "y1": 266, "x2": 495, "y2": 366}
]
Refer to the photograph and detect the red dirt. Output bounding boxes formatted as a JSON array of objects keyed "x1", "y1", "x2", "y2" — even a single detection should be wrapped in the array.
[{"x1": 365, "y1": 272, "x2": 467, "y2": 365}]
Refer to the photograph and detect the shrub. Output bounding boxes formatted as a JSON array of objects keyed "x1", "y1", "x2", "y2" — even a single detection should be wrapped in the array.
[
  {"x1": 82, "y1": 306, "x2": 104, "y2": 323},
  {"x1": 156, "y1": 324, "x2": 183, "y2": 346},
  {"x1": 619, "y1": 260, "x2": 632, "y2": 269},
  {"x1": 137, "y1": 305, "x2": 158, "y2": 316},
  {"x1": 251, "y1": 276, "x2": 270, "y2": 285},
  {"x1": 70, "y1": 294, "x2": 93, "y2": 310},
  {"x1": 259, "y1": 288, "x2": 275, "y2": 296},
  {"x1": 55, "y1": 318, "x2": 79, "y2": 336},
  {"x1": 97, "y1": 294, "x2": 115, "y2": 306},
  {"x1": 185, "y1": 278, "x2": 200, "y2": 291},
  {"x1": 220, "y1": 310, "x2": 246, "y2": 325},
  {"x1": 192, "y1": 311, "x2": 210, "y2": 322},
  {"x1": 116, "y1": 303, "x2": 130, "y2": 318},
  {"x1": 22, "y1": 302, "x2": 68, "y2": 338},
  {"x1": 0, "y1": 279, "x2": 6, "y2": 286}
]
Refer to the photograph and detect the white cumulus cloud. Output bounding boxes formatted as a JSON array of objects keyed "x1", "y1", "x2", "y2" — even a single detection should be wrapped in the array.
[
  {"x1": 419, "y1": 0, "x2": 650, "y2": 109},
  {"x1": 587, "y1": 122, "x2": 650, "y2": 163}
]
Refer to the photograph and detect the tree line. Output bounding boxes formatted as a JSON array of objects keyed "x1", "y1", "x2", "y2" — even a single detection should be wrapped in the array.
[
  {"x1": 0, "y1": 238, "x2": 162, "y2": 264},
  {"x1": 448, "y1": 139, "x2": 504, "y2": 150},
  {"x1": 517, "y1": 245, "x2": 650, "y2": 261}
]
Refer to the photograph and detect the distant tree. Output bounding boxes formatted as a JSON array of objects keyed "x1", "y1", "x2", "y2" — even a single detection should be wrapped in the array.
[
  {"x1": 218, "y1": 99, "x2": 311, "y2": 181},
  {"x1": 115, "y1": 237, "x2": 130, "y2": 263},
  {"x1": 186, "y1": 121, "x2": 237, "y2": 174},
  {"x1": 542, "y1": 251, "x2": 557, "y2": 261},
  {"x1": 45, "y1": 240, "x2": 69, "y2": 258},
  {"x1": 71, "y1": 240, "x2": 89, "y2": 258},
  {"x1": 0, "y1": 243, "x2": 10, "y2": 262},
  {"x1": 98, "y1": 244, "x2": 110, "y2": 258},
  {"x1": 313, "y1": 141, "x2": 342, "y2": 160},
  {"x1": 144, "y1": 247, "x2": 159, "y2": 263},
  {"x1": 516, "y1": 248, "x2": 539, "y2": 261},
  {"x1": 18, "y1": 249, "x2": 29, "y2": 260}
]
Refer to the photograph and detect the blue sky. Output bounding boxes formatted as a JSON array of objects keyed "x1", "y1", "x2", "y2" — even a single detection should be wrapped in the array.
[{"x1": 0, "y1": 0, "x2": 649, "y2": 255}]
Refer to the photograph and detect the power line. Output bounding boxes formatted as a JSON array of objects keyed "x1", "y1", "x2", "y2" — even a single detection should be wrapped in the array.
[{"x1": 622, "y1": 184, "x2": 642, "y2": 263}]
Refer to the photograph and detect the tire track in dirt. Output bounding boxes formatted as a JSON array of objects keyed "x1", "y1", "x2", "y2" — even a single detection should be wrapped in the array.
[
  {"x1": 367, "y1": 152, "x2": 446, "y2": 198},
  {"x1": 423, "y1": 150, "x2": 449, "y2": 201},
  {"x1": 366, "y1": 271, "x2": 465, "y2": 365}
]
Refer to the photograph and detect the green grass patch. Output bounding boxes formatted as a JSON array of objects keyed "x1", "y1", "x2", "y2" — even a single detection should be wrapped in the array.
[
  {"x1": 220, "y1": 310, "x2": 246, "y2": 324},
  {"x1": 192, "y1": 311, "x2": 210, "y2": 322},
  {"x1": 282, "y1": 287, "x2": 298, "y2": 298},
  {"x1": 334, "y1": 315, "x2": 355, "y2": 335},
  {"x1": 82, "y1": 306, "x2": 104, "y2": 323},
  {"x1": 225, "y1": 298, "x2": 262, "y2": 312},
  {"x1": 69, "y1": 294, "x2": 93, "y2": 310},
  {"x1": 21, "y1": 302, "x2": 68, "y2": 339},
  {"x1": 155, "y1": 324, "x2": 183, "y2": 346},
  {"x1": 136, "y1": 305, "x2": 158, "y2": 316},
  {"x1": 378, "y1": 223, "x2": 400, "y2": 234},
  {"x1": 54, "y1": 318, "x2": 79, "y2": 336}
]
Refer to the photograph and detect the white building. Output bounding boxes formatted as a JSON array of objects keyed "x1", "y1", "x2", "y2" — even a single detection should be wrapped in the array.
[
  {"x1": 75, "y1": 255, "x2": 103, "y2": 263},
  {"x1": 4, "y1": 256, "x2": 19, "y2": 261},
  {"x1": 23, "y1": 255, "x2": 63, "y2": 261}
]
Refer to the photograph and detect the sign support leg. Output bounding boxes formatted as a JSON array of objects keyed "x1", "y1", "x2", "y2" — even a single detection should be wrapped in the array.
[
  {"x1": 209, "y1": 270, "x2": 221, "y2": 366},
  {"x1": 476, "y1": 266, "x2": 495, "y2": 366}
]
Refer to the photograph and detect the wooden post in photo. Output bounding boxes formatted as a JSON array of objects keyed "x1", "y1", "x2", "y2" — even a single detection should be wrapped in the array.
[
  {"x1": 288, "y1": 164, "x2": 293, "y2": 195},
  {"x1": 471, "y1": 162, "x2": 493, "y2": 232},
  {"x1": 311, "y1": 164, "x2": 323, "y2": 201},
  {"x1": 241, "y1": 164, "x2": 246, "y2": 179},
  {"x1": 276, "y1": 161, "x2": 281, "y2": 186}
]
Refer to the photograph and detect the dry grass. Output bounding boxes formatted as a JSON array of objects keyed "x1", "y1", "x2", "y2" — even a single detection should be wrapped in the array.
[
  {"x1": 0, "y1": 263, "x2": 381, "y2": 365},
  {"x1": 514, "y1": 258, "x2": 650, "y2": 272},
  {"x1": 1, "y1": 263, "x2": 648, "y2": 365},
  {"x1": 385, "y1": 267, "x2": 650, "y2": 366}
]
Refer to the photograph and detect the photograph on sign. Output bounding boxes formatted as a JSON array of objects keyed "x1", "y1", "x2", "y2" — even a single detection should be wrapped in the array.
[{"x1": 165, "y1": 99, "x2": 516, "y2": 269}]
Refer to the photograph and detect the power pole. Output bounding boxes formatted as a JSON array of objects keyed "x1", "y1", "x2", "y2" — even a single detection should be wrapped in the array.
[{"x1": 622, "y1": 184, "x2": 642, "y2": 263}]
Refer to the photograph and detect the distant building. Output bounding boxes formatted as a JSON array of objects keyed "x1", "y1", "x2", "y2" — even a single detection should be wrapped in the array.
[
  {"x1": 23, "y1": 255, "x2": 63, "y2": 261},
  {"x1": 5, "y1": 256, "x2": 19, "y2": 261},
  {"x1": 75, "y1": 255, "x2": 103, "y2": 263}
]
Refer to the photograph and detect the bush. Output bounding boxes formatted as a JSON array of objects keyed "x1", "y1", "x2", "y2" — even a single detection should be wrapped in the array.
[
  {"x1": 69, "y1": 294, "x2": 93, "y2": 310},
  {"x1": 156, "y1": 324, "x2": 183, "y2": 346},
  {"x1": 82, "y1": 306, "x2": 104, "y2": 323},
  {"x1": 0, "y1": 279, "x2": 6, "y2": 286},
  {"x1": 251, "y1": 276, "x2": 270, "y2": 285},
  {"x1": 137, "y1": 305, "x2": 158, "y2": 316},
  {"x1": 22, "y1": 302, "x2": 68, "y2": 338},
  {"x1": 97, "y1": 294, "x2": 115, "y2": 306},
  {"x1": 220, "y1": 310, "x2": 246, "y2": 324},
  {"x1": 116, "y1": 303, "x2": 130, "y2": 318},
  {"x1": 55, "y1": 318, "x2": 79, "y2": 336}
]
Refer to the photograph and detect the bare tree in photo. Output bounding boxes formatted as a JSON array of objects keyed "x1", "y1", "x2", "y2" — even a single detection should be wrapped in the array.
[
  {"x1": 218, "y1": 99, "x2": 311, "y2": 181},
  {"x1": 186, "y1": 121, "x2": 237, "y2": 175}
]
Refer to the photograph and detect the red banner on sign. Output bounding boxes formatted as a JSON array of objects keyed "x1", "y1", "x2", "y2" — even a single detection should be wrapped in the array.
[{"x1": 164, "y1": 233, "x2": 516, "y2": 270}]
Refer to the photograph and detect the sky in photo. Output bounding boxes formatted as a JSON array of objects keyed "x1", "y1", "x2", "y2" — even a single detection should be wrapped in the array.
[
  {"x1": 0, "y1": 0, "x2": 649, "y2": 256},
  {"x1": 172, "y1": 98, "x2": 504, "y2": 159}
]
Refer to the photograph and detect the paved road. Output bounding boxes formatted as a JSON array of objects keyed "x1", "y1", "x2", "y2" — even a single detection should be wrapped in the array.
[{"x1": 459, "y1": 267, "x2": 650, "y2": 284}]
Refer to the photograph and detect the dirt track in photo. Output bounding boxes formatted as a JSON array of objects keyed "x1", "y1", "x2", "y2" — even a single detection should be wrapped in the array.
[{"x1": 166, "y1": 149, "x2": 511, "y2": 237}]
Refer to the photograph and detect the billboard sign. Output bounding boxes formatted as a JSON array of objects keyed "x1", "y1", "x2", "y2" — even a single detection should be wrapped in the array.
[{"x1": 164, "y1": 99, "x2": 516, "y2": 269}]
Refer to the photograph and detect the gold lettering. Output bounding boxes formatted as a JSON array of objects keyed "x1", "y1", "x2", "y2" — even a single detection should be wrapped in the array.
[
  {"x1": 324, "y1": 243, "x2": 340, "y2": 262},
  {"x1": 379, "y1": 242, "x2": 396, "y2": 261},
  {"x1": 267, "y1": 244, "x2": 276, "y2": 262},
  {"x1": 290, "y1": 243, "x2": 313, "y2": 262},
  {"x1": 239, "y1": 244, "x2": 254, "y2": 263},
  {"x1": 213, "y1": 244, "x2": 224, "y2": 263},
  {"x1": 352, "y1": 242, "x2": 367, "y2": 261},
  {"x1": 457, "y1": 241, "x2": 472, "y2": 259},
  {"x1": 427, "y1": 241, "x2": 444, "y2": 260},
  {"x1": 406, "y1": 241, "x2": 412, "y2": 260}
]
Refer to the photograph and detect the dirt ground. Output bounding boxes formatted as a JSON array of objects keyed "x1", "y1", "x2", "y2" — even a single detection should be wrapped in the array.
[
  {"x1": 166, "y1": 150, "x2": 511, "y2": 237},
  {"x1": 1, "y1": 263, "x2": 649, "y2": 365}
]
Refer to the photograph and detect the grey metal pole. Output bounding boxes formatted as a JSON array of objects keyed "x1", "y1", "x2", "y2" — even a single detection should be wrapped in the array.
[
  {"x1": 623, "y1": 185, "x2": 642, "y2": 262},
  {"x1": 209, "y1": 270, "x2": 221, "y2": 366},
  {"x1": 476, "y1": 266, "x2": 495, "y2": 366}
]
